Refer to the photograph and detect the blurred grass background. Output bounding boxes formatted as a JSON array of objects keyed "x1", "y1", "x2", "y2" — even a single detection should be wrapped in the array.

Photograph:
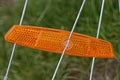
[{"x1": 0, "y1": 0, "x2": 120, "y2": 80}]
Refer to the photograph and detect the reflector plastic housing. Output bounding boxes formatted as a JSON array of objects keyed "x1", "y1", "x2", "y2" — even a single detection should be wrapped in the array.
[{"x1": 5, "y1": 25, "x2": 114, "y2": 58}]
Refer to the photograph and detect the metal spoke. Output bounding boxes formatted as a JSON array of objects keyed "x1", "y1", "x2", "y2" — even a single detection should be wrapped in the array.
[
  {"x1": 3, "y1": 0, "x2": 28, "y2": 80},
  {"x1": 118, "y1": 0, "x2": 120, "y2": 12},
  {"x1": 89, "y1": 0, "x2": 105, "y2": 80},
  {"x1": 51, "y1": 0, "x2": 86, "y2": 80}
]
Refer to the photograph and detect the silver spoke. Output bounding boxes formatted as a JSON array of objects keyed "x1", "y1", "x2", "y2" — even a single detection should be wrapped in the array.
[
  {"x1": 51, "y1": 0, "x2": 86, "y2": 80},
  {"x1": 89, "y1": 0, "x2": 105, "y2": 80},
  {"x1": 118, "y1": 0, "x2": 120, "y2": 12},
  {"x1": 4, "y1": 0, "x2": 28, "y2": 80}
]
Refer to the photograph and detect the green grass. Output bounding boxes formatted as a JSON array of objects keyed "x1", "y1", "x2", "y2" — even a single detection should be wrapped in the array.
[{"x1": 0, "y1": 0, "x2": 120, "y2": 80}]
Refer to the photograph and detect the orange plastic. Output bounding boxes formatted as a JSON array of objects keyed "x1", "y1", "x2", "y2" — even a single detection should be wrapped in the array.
[{"x1": 5, "y1": 25, "x2": 114, "y2": 58}]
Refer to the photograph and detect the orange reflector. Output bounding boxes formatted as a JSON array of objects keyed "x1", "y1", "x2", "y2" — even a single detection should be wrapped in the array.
[{"x1": 5, "y1": 25, "x2": 114, "y2": 58}]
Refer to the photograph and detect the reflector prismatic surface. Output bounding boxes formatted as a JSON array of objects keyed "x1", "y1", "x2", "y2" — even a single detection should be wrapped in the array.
[{"x1": 5, "y1": 25, "x2": 114, "y2": 58}]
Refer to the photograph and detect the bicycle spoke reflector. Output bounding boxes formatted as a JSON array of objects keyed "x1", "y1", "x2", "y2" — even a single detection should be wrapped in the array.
[{"x1": 5, "y1": 25, "x2": 114, "y2": 58}]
